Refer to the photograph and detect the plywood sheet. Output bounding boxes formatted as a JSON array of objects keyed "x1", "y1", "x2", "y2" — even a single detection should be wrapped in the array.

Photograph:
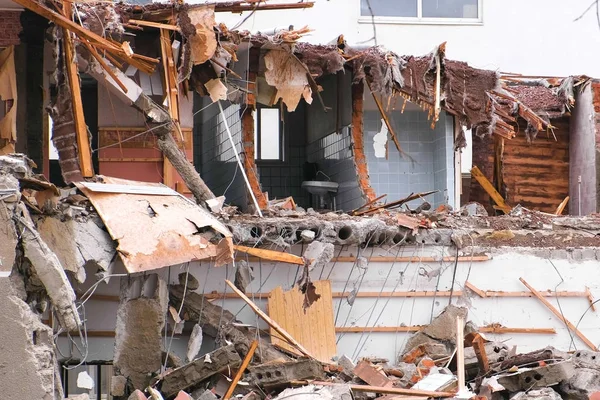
[
  {"x1": 267, "y1": 280, "x2": 336, "y2": 363},
  {"x1": 75, "y1": 176, "x2": 233, "y2": 273}
]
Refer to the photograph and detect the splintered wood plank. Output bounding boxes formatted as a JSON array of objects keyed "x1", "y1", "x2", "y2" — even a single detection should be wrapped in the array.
[
  {"x1": 471, "y1": 165, "x2": 511, "y2": 213},
  {"x1": 62, "y1": 2, "x2": 93, "y2": 178},
  {"x1": 267, "y1": 280, "x2": 337, "y2": 363}
]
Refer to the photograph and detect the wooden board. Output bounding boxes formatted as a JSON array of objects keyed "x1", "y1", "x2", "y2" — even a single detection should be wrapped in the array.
[
  {"x1": 267, "y1": 280, "x2": 336, "y2": 363},
  {"x1": 470, "y1": 117, "x2": 570, "y2": 214}
]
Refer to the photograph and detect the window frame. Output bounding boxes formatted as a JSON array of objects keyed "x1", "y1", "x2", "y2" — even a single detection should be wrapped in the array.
[
  {"x1": 254, "y1": 105, "x2": 286, "y2": 165},
  {"x1": 358, "y1": 0, "x2": 483, "y2": 26}
]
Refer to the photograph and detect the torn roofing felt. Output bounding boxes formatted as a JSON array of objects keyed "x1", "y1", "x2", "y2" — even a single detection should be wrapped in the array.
[{"x1": 74, "y1": 176, "x2": 233, "y2": 273}]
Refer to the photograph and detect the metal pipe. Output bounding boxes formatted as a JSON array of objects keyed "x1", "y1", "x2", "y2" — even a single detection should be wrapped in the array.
[{"x1": 218, "y1": 101, "x2": 263, "y2": 217}]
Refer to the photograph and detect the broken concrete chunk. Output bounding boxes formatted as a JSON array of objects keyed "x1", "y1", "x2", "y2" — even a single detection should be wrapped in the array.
[
  {"x1": 337, "y1": 354, "x2": 356, "y2": 373},
  {"x1": 300, "y1": 229, "x2": 316, "y2": 242},
  {"x1": 178, "y1": 271, "x2": 200, "y2": 291},
  {"x1": 186, "y1": 323, "x2": 203, "y2": 362},
  {"x1": 273, "y1": 384, "x2": 352, "y2": 400},
  {"x1": 560, "y1": 367, "x2": 600, "y2": 400},
  {"x1": 402, "y1": 304, "x2": 467, "y2": 359},
  {"x1": 497, "y1": 360, "x2": 575, "y2": 392},
  {"x1": 114, "y1": 274, "x2": 168, "y2": 391},
  {"x1": 511, "y1": 387, "x2": 562, "y2": 400},
  {"x1": 0, "y1": 154, "x2": 34, "y2": 179},
  {"x1": 0, "y1": 277, "x2": 64, "y2": 399},
  {"x1": 128, "y1": 389, "x2": 149, "y2": 400},
  {"x1": 303, "y1": 241, "x2": 334, "y2": 271},
  {"x1": 37, "y1": 215, "x2": 116, "y2": 283},
  {"x1": 248, "y1": 359, "x2": 325, "y2": 388},
  {"x1": 77, "y1": 371, "x2": 95, "y2": 390},
  {"x1": 234, "y1": 260, "x2": 254, "y2": 293},
  {"x1": 571, "y1": 349, "x2": 600, "y2": 369},
  {"x1": 459, "y1": 202, "x2": 489, "y2": 217},
  {"x1": 67, "y1": 395, "x2": 91, "y2": 400},
  {"x1": 206, "y1": 195, "x2": 225, "y2": 213},
  {"x1": 160, "y1": 345, "x2": 242, "y2": 397},
  {"x1": 17, "y1": 208, "x2": 81, "y2": 331},
  {"x1": 111, "y1": 375, "x2": 127, "y2": 397},
  {"x1": 190, "y1": 389, "x2": 218, "y2": 400}
]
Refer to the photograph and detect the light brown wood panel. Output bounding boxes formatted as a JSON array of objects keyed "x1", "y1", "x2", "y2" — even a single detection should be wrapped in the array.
[
  {"x1": 267, "y1": 281, "x2": 337, "y2": 363},
  {"x1": 469, "y1": 117, "x2": 570, "y2": 214}
]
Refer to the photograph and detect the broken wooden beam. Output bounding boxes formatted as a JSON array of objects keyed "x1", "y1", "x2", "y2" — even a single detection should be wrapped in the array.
[
  {"x1": 225, "y1": 279, "x2": 315, "y2": 359},
  {"x1": 62, "y1": 2, "x2": 93, "y2": 178},
  {"x1": 234, "y1": 245, "x2": 304, "y2": 265},
  {"x1": 471, "y1": 166, "x2": 512, "y2": 213},
  {"x1": 555, "y1": 196, "x2": 570, "y2": 215},
  {"x1": 471, "y1": 333, "x2": 490, "y2": 375},
  {"x1": 519, "y1": 277, "x2": 598, "y2": 351},
  {"x1": 223, "y1": 340, "x2": 258, "y2": 400},
  {"x1": 127, "y1": 19, "x2": 181, "y2": 31}
]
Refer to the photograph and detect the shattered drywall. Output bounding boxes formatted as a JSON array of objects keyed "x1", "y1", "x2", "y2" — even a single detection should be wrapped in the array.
[{"x1": 264, "y1": 49, "x2": 313, "y2": 111}]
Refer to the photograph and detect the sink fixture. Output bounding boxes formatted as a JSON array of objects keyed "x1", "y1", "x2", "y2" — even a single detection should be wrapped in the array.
[
  {"x1": 301, "y1": 180, "x2": 339, "y2": 196},
  {"x1": 302, "y1": 180, "x2": 339, "y2": 211}
]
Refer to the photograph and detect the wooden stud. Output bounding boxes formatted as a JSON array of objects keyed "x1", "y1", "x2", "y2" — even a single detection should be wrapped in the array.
[
  {"x1": 81, "y1": 40, "x2": 128, "y2": 93},
  {"x1": 519, "y1": 277, "x2": 598, "y2": 351},
  {"x1": 127, "y1": 19, "x2": 181, "y2": 31},
  {"x1": 464, "y1": 281, "x2": 487, "y2": 298},
  {"x1": 62, "y1": 2, "x2": 93, "y2": 178},
  {"x1": 555, "y1": 196, "x2": 570, "y2": 215},
  {"x1": 225, "y1": 279, "x2": 315, "y2": 358},
  {"x1": 586, "y1": 286, "x2": 596, "y2": 312},
  {"x1": 223, "y1": 340, "x2": 258, "y2": 400},
  {"x1": 471, "y1": 333, "x2": 489, "y2": 374},
  {"x1": 159, "y1": 29, "x2": 179, "y2": 189},
  {"x1": 471, "y1": 166, "x2": 511, "y2": 213},
  {"x1": 456, "y1": 315, "x2": 466, "y2": 390},
  {"x1": 234, "y1": 245, "x2": 304, "y2": 265}
]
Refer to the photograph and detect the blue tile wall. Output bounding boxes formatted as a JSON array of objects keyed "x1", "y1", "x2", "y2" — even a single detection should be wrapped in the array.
[
  {"x1": 306, "y1": 128, "x2": 364, "y2": 212},
  {"x1": 364, "y1": 109, "x2": 455, "y2": 209}
]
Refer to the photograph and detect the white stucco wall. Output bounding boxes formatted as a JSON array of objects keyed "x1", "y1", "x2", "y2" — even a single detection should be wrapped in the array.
[
  {"x1": 60, "y1": 245, "x2": 600, "y2": 365},
  {"x1": 211, "y1": 0, "x2": 600, "y2": 77}
]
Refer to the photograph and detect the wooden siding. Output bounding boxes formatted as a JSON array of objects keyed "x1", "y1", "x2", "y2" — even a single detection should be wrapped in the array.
[{"x1": 469, "y1": 117, "x2": 570, "y2": 214}]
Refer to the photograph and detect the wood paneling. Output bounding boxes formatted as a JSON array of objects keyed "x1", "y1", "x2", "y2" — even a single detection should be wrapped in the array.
[
  {"x1": 469, "y1": 117, "x2": 570, "y2": 214},
  {"x1": 267, "y1": 281, "x2": 337, "y2": 363}
]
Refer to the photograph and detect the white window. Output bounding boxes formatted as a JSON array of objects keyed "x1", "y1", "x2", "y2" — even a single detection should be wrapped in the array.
[
  {"x1": 254, "y1": 107, "x2": 284, "y2": 161},
  {"x1": 360, "y1": 0, "x2": 481, "y2": 24}
]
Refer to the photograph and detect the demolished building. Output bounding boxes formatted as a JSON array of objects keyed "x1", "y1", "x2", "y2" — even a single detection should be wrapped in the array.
[{"x1": 2, "y1": 0, "x2": 600, "y2": 399}]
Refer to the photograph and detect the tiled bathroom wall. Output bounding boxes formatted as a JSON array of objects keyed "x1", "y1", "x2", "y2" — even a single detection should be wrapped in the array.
[
  {"x1": 306, "y1": 127, "x2": 364, "y2": 212},
  {"x1": 364, "y1": 109, "x2": 455, "y2": 209}
]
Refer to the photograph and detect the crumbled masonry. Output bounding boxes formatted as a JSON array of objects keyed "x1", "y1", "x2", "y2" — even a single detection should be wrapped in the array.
[{"x1": 3, "y1": 0, "x2": 600, "y2": 398}]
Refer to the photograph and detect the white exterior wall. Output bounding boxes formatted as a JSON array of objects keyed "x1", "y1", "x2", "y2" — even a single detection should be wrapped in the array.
[
  {"x1": 213, "y1": 0, "x2": 600, "y2": 77},
  {"x1": 62, "y1": 245, "x2": 600, "y2": 364}
]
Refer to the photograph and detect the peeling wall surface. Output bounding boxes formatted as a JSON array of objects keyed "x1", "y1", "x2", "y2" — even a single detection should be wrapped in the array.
[
  {"x1": 65, "y1": 244, "x2": 600, "y2": 364},
  {"x1": 364, "y1": 109, "x2": 455, "y2": 209}
]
